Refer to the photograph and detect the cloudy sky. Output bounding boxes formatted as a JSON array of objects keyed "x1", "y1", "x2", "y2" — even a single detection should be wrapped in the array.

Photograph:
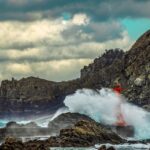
[{"x1": 0, "y1": 0, "x2": 150, "y2": 82}]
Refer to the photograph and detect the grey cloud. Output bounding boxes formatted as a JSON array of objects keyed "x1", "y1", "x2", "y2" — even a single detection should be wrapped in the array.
[
  {"x1": 0, "y1": 0, "x2": 149, "y2": 21},
  {"x1": 0, "y1": 0, "x2": 141, "y2": 81},
  {"x1": 0, "y1": 59, "x2": 92, "y2": 82},
  {"x1": 62, "y1": 21, "x2": 123, "y2": 43}
]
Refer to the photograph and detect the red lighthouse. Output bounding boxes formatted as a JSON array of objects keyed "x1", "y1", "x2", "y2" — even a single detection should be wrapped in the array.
[{"x1": 113, "y1": 84, "x2": 127, "y2": 126}]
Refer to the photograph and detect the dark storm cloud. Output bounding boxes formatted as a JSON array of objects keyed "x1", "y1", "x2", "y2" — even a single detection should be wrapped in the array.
[{"x1": 0, "y1": 0, "x2": 149, "y2": 21}]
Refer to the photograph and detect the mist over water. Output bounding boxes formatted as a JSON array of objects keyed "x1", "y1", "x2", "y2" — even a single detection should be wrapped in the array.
[{"x1": 64, "y1": 88, "x2": 150, "y2": 140}]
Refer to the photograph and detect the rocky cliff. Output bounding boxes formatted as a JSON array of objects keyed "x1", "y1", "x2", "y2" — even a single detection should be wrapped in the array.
[
  {"x1": 0, "y1": 77, "x2": 80, "y2": 118},
  {"x1": 80, "y1": 30, "x2": 150, "y2": 108},
  {"x1": 0, "y1": 30, "x2": 149, "y2": 117},
  {"x1": 124, "y1": 30, "x2": 150, "y2": 107}
]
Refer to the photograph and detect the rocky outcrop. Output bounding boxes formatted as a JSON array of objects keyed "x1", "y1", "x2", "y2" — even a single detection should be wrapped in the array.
[
  {"x1": 0, "y1": 113, "x2": 134, "y2": 143},
  {"x1": 81, "y1": 49, "x2": 124, "y2": 79},
  {"x1": 80, "y1": 30, "x2": 150, "y2": 107},
  {"x1": 0, "y1": 120, "x2": 124, "y2": 148},
  {"x1": 98, "y1": 145, "x2": 116, "y2": 150},
  {"x1": 48, "y1": 112, "x2": 94, "y2": 135},
  {"x1": 0, "y1": 77, "x2": 79, "y2": 118},
  {"x1": 0, "y1": 137, "x2": 49, "y2": 150},
  {"x1": 46, "y1": 120, "x2": 124, "y2": 147},
  {"x1": 123, "y1": 30, "x2": 150, "y2": 106},
  {"x1": 0, "y1": 113, "x2": 94, "y2": 142},
  {"x1": 6, "y1": 121, "x2": 39, "y2": 128},
  {"x1": 0, "y1": 30, "x2": 149, "y2": 117},
  {"x1": 80, "y1": 49, "x2": 126, "y2": 89}
]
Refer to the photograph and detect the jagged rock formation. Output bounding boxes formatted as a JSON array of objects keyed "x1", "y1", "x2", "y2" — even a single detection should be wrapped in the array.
[
  {"x1": 0, "y1": 120, "x2": 124, "y2": 149},
  {"x1": 0, "y1": 30, "x2": 149, "y2": 117},
  {"x1": 0, "y1": 113, "x2": 94, "y2": 142},
  {"x1": 46, "y1": 120, "x2": 124, "y2": 147},
  {"x1": 80, "y1": 49, "x2": 126, "y2": 88},
  {"x1": 0, "y1": 112, "x2": 134, "y2": 143},
  {"x1": 80, "y1": 30, "x2": 150, "y2": 107},
  {"x1": 0, "y1": 137, "x2": 49, "y2": 150},
  {"x1": 48, "y1": 112, "x2": 94, "y2": 135},
  {"x1": 0, "y1": 77, "x2": 80, "y2": 118},
  {"x1": 81, "y1": 49, "x2": 124, "y2": 79},
  {"x1": 123, "y1": 30, "x2": 150, "y2": 107}
]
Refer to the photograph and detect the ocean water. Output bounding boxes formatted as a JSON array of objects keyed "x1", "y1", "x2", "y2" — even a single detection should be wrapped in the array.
[
  {"x1": 51, "y1": 143, "x2": 150, "y2": 150},
  {"x1": 0, "y1": 120, "x2": 8, "y2": 128}
]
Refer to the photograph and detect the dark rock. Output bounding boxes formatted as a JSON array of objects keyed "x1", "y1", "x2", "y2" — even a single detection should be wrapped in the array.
[
  {"x1": 123, "y1": 30, "x2": 150, "y2": 106},
  {"x1": 0, "y1": 113, "x2": 94, "y2": 142},
  {"x1": 0, "y1": 119, "x2": 124, "y2": 148},
  {"x1": 0, "y1": 137, "x2": 24, "y2": 150},
  {"x1": 98, "y1": 145, "x2": 116, "y2": 150},
  {"x1": 109, "y1": 125, "x2": 134, "y2": 138},
  {"x1": 0, "y1": 137, "x2": 50, "y2": 150},
  {"x1": 107, "y1": 146, "x2": 116, "y2": 150},
  {"x1": 48, "y1": 112, "x2": 94, "y2": 135},
  {"x1": 98, "y1": 145, "x2": 107, "y2": 150},
  {"x1": 0, "y1": 77, "x2": 79, "y2": 118},
  {"x1": 80, "y1": 30, "x2": 150, "y2": 107},
  {"x1": 46, "y1": 120, "x2": 125, "y2": 147}
]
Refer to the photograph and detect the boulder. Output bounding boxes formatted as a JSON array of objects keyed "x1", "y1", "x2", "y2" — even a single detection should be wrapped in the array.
[
  {"x1": 48, "y1": 112, "x2": 94, "y2": 135},
  {"x1": 46, "y1": 120, "x2": 125, "y2": 147},
  {"x1": 0, "y1": 137, "x2": 49, "y2": 150},
  {"x1": 98, "y1": 145, "x2": 107, "y2": 150}
]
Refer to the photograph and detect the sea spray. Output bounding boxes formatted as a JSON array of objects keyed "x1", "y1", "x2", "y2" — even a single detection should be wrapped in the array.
[
  {"x1": 50, "y1": 107, "x2": 69, "y2": 121},
  {"x1": 64, "y1": 88, "x2": 150, "y2": 140},
  {"x1": 64, "y1": 88, "x2": 120, "y2": 124}
]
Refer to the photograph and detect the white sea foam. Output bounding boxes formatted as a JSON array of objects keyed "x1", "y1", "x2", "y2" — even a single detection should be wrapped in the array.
[{"x1": 64, "y1": 88, "x2": 150, "y2": 140}]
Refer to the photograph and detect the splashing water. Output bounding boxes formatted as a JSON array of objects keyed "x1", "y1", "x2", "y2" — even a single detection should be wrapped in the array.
[
  {"x1": 64, "y1": 88, "x2": 150, "y2": 140},
  {"x1": 0, "y1": 120, "x2": 8, "y2": 128}
]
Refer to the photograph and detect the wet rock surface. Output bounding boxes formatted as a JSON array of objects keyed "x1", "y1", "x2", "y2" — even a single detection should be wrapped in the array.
[
  {"x1": 0, "y1": 113, "x2": 133, "y2": 143},
  {"x1": 0, "y1": 115, "x2": 149, "y2": 149},
  {"x1": 0, "y1": 113, "x2": 94, "y2": 142},
  {"x1": 46, "y1": 120, "x2": 125, "y2": 147},
  {"x1": 80, "y1": 30, "x2": 150, "y2": 107},
  {"x1": 48, "y1": 112, "x2": 94, "y2": 135},
  {"x1": 0, "y1": 120, "x2": 125, "y2": 149},
  {"x1": 98, "y1": 145, "x2": 116, "y2": 150},
  {"x1": 0, "y1": 137, "x2": 49, "y2": 150}
]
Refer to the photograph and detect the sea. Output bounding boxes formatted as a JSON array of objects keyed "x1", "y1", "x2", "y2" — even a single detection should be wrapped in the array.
[{"x1": 50, "y1": 143, "x2": 150, "y2": 150}]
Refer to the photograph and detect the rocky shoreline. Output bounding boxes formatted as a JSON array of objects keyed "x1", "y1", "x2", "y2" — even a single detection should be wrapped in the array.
[
  {"x1": 0, "y1": 119, "x2": 149, "y2": 150},
  {"x1": 0, "y1": 113, "x2": 149, "y2": 150},
  {"x1": 0, "y1": 119, "x2": 125, "y2": 150}
]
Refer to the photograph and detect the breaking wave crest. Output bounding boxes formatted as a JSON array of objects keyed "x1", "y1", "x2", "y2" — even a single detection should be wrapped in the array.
[{"x1": 64, "y1": 88, "x2": 150, "y2": 140}]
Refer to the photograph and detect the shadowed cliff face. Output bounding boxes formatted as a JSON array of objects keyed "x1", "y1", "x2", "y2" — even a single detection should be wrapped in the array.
[
  {"x1": 0, "y1": 77, "x2": 80, "y2": 118},
  {"x1": 80, "y1": 30, "x2": 150, "y2": 108},
  {"x1": 0, "y1": 30, "x2": 149, "y2": 117},
  {"x1": 123, "y1": 30, "x2": 150, "y2": 107}
]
